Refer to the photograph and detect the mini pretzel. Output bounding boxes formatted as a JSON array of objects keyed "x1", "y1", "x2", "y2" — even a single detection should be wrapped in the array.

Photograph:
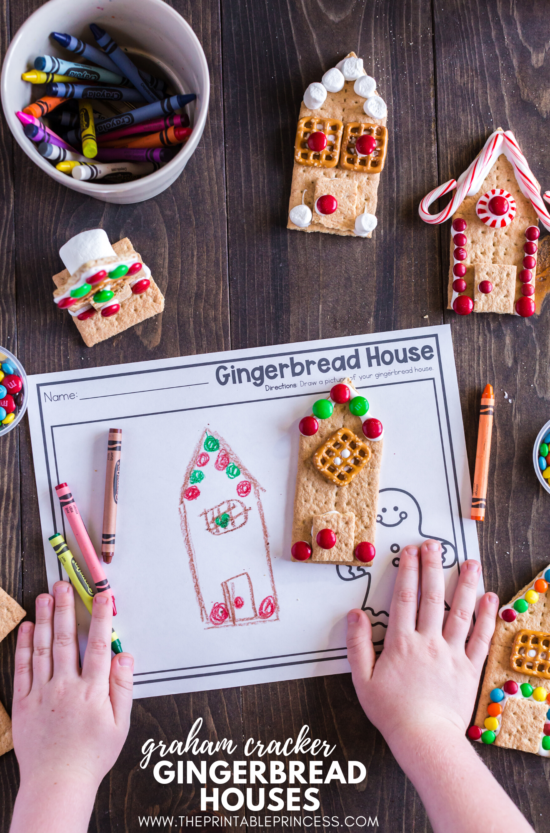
[
  {"x1": 510, "y1": 629, "x2": 550, "y2": 679},
  {"x1": 339, "y1": 122, "x2": 388, "y2": 173},
  {"x1": 313, "y1": 427, "x2": 371, "y2": 486},
  {"x1": 294, "y1": 117, "x2": 344, "y2": 168}
]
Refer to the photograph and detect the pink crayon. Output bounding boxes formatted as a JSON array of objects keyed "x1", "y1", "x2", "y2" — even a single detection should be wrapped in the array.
[
  {"x1": 96, "y1": 112, "x2": 189, "y2": 144},
  {"x1": 55, "y1": 482, "x2": 116, "y2": 615},
  {"x1": 16, "y1": 110, "x2": 41, "y2": 128}
]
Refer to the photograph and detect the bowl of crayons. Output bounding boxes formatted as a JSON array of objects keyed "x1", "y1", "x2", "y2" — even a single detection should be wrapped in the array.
[
  {"x1": 533, "y1": 420, "x2": 550, "y2": 494},
  {"x1": 0, "y1": 346, "x2": 28, "y2": 436},
  {"x1": 1, "y1": 0, "x2": 209, "y2": 204}
]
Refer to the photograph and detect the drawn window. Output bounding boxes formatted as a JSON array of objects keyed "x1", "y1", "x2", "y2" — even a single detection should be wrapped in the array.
[{"x1": 201, "y1": 498, "x2": 249, "y2": 536}]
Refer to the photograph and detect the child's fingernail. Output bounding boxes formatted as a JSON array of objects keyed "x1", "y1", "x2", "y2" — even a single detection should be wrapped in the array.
[
  {"x1": 403, "y1": 545, "x2": 418, "y2": 557},
  {"x1": 487, "y1": 593, "x2": 499, "y2": 605},
  {"x1": 36, "y1": 596, "x2": 50, "y2": 607},
  {"x1": 118, "y1": 655, "x2": 134, "y2": 667},
  {"x1": 347, "y1": 611, "x2": 360, "y2": 624},
  {"x1": 20, "y1": 622, "x2": 33, "y2": 633},
  {"x1": 465, "y1": 560, "x2": 480, "y2": 572},
  {"x1": 56, "y1": 583, "x2": 70, "y2": 593},
  {"x1": 94, "y1": 594, "x2": 108, "y2": 605},
  {"x1": 427, "y1": 541, "x2": 440, "y2": 552}
]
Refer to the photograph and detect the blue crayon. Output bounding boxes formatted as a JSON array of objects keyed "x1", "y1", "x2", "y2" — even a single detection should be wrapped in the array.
[
  {"x1": 35, "y1": 55, "x2": 125, "y2": 86},
  {"x1": 51, "y1": 32, "x2": 168, "y2": 94},
  {"x1": 89, "y1": 24, "x2": 160, "y2": 103},
  {"x1": 38, "y1": 142, "x2": 88, "y2": 162},
  {"x1": 94, "y1": 93, "x2": 196, "y2": 135},
  {"x1": 46, "y1": 82, "x2": 145, "y2": 102},
  {"x1": 23, "y1": 123, "x2": 78, "y2": 152}
]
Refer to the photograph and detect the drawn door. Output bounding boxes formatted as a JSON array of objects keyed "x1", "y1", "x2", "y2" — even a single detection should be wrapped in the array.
[{"x1": 222, "y1": 572, "x2": 258, "y2": 625}]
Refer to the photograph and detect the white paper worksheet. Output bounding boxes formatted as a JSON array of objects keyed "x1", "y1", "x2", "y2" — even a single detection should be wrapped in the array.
[{"x1": 27, "y1": 324, "x2": 482, "y2": 699}]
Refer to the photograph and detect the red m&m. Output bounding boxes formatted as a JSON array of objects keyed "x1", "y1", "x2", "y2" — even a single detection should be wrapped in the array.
[
  {"x1": 331, "y1": 383, "x2": 350, "y2": 404},
  {"x1": 127, "y1": 261, "x2": 144, "y2": 276},
  {"x1": 526, "y1": 226, "x2": 540, "y2": 241},
  {"x1": 316, "y1": 195, "x2": 338, "y2": 215},
  {"x1": 488, "y1": 195, "x2": 509, "y2": 216},
  {"x1": 519, "y1": 269, "x2": 533, "y2": 283},
  {"x1": 307, "y1": 131, "x2": 328, "y2": 152},
  {"x1": 0, "y1": 395, "x2": 15, "y2": 414},
  {"x1": 88, "y1": 269, "x2": 107, "y2": 285},
  {"x1": 362, "y1": 418, "x2": 383, "y2": 440},
  {"x1": 292, "y1": 541, "x2": 312, "y2": 561},
  {"x1": 453, "y1": 233, "x2": 467, "y2": 247},
  {"x1": 500, "y1": 608, "x2": 517, "y2": 623},
  {"x1": 77, "y1": 308, "x2": 96, "y2": 321},
  {"x1": 101, "y1": 304, "x2": 120, "y2": 318},
  {"x1": 522, "y1": 284, "x2": 535, "y2": 297},
  {"x1": 299, "y1": 416, "x2": 319, "y2": 436},
  {"x1": 516, "y1": 297, "x2": 535, "y2": 318},
  {"x1": 467, "y1": 726, "x2": 482, "y2": 740},
  {"x1": 524, "y1": 241, "x2": 538, "y2": 255},
  {"x1": 453, "y1": 264, "x2": 467, "y2": 278},
  {"x1": 316, "y1": 528, "x2": 336, "y2": 549},
  {"x1": 523, "y1": 256, "x2": 536, "y2": 270},
  {"x1": 479, "y1": 281, "x2": 493, "y2": 294},
  {"x1": 3, "y1": 375, "x2": 22, "y2": 394},
  {"x1": 452, "y1": 218, "x2": 467, "y2": 232},
  {"x1": 58, "y1": 297, "x2": 77, "y2": 309},
  {"x1": 356, "y1": 134, "x2": 376, "y2": 156},
  {"x1": 355, "y1": 542, "x2": 375, "y2": 563},
  {"x1": 131, "y1": 279, "x2": 151, "y2": 295},
  {"x1": 453, "y1": 295, "x2": 474, "y2": 315},
  {"x1": 503, "y1": 680, "x2": 519, "y2": 695},
  {"x1": 454, "y1": 247, "x2": 467, "y2": 262},
  {"x1": 453, "y1": 279, "x2": 467, "y2": 293}
]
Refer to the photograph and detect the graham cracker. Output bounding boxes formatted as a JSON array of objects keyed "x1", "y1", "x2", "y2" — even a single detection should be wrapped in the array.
[
  {"x1": 474, "y1": 264, "x2": 516, "y2": 314},
  {"x1": 0, "y1": 586, "x2": 25, "y2": 643},
  {"x1": 287, "y1": 53, "x2": 386, "y2": 238},
  {"x1": 0, "y1": 701, "x2": 12, "y2": 757},
  {"x1": 447, "y1": 151, "x2": 539, "y2": 310},
  {"x1": 312, "y1": 511, "x2": 355, "y2": 563},
  {"x1": 53, "y1": 238, "x2": 165, "y2": 347},
  {"x1": 495, "y1": 697, "x2": 547, "y2": 754}
]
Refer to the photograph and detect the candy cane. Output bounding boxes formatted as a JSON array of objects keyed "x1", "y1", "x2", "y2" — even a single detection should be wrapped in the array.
[
  {"x1": 502, "y1": 131, "x2": 550, "y2": 232},
  {"x1": 419, "y1": 131, "x2": 503, "y2": 224}
]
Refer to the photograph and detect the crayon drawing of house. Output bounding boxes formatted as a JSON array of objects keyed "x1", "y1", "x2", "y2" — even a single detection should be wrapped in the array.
[{"x1": 179, "y1": 429, "x2": 279, "y2": 629}]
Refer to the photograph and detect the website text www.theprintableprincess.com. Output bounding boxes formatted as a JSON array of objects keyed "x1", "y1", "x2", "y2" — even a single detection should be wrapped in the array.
[{"x1": 138, "y1": 815, "x2": 379, "y2": 828}]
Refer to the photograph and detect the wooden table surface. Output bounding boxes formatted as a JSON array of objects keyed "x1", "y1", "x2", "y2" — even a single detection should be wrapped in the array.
[{"x1": 2, "y1": 0, "x2": 550, "y2": 830}]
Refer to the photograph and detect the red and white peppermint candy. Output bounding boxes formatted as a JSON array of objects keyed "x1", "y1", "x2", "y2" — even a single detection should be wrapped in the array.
[{"x1": 476, "y1": 188, "x2": 516, "y2": 228}]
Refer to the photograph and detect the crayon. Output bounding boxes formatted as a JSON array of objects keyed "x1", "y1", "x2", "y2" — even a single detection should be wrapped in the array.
[
  {"x1": 101, "y1": 125, "x2": 192, "y2": 149},
  {"x1": 89, "y1": 23, "x2": 160, "y2": 104},
  {"x1": 23, "y1": 96, "x2": 68, "y2": 118},
  {"x1": 72, "y1": 160, "x2": 157, "y2": 181},
  {"x1": 35, "y1": 55, "x2": 125, "y2": 86},
  {"x1": 46, "y1": 82, "x2": 145, "y2": 103},
  {"x1": 52, "y1": 110, "x2": 80, "y2": 128},
  {"x1": 102, "y1": 429, "x2": 121, "y2": 563},
  {"x1": 48, "y1": 533, "x2": 122, "y2": 653},
  {"x1": 55, "y1": 482, "x2": 116, "y2": 615},
  {"x1": 38, "y1": 142, "x2": 88, "y2": 162},
  {"x1": 96, "y1": 112, "x2": 189, "y2": 143},
  {"x1": 51, "y1": 32, "x2": 168, "y2": 94},
  {"x1": 95, "y1": 147, "x2": 176, "y2": 163},
  {"x1": 471, "y1": 384, "x2": 494, "y2": 522},
  {"x1": 22, "y1": 121, "x2": 78, "y2": 153},
  {"x1": 94, "y1": 94, "x2": 196, "y2": 136},
  {"x1": 79, "y1": 100, "x2": 97, "y2": 158},
  {"x1": 22, "y1": 70, "x2": 76, "y2": 85},
  {"x1": 56, "y1": 161, "x2": 82, "y2": 173}
]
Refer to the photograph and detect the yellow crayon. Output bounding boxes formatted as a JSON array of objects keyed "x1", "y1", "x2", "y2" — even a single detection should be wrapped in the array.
[
  {"x1": 79, "y1": 100, "x2": 97, "y2": 159},
  {"x1": 22, "y1": 70, "x2": 75, "y2": 85},
  {"x1": 56, "y1": 161, "x2": 81, "y2": 174}
]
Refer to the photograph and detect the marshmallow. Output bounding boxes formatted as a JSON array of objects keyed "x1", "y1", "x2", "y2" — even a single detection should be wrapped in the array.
[
  {"x1": 289, "y1": 204, "x2": 312, "y2": 228},
  {"x1": 340, "y1": 57, "x2": 364, "y2": 80},
  {"x1": 322, "y1": 67, "x2": 345, "y2": 93},
  {"x1": 303, "y1": 82, "x2": 327, "y2": 110},
  {"x1": 363, "y1": 95, "x2": 387, "y2": 120},
  {"x1": 354, "y1": 213, "x2": 378, "y2": 237},
  {"x1": 59, "y1": 229, "x2": 116, "y2": 275},
  {"x1": 354, "y1": 75, "x2": 377, "y2": 98}
]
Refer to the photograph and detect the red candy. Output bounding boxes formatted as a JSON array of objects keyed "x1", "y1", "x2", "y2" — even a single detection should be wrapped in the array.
[
  {"x1": 316, "y1": 528, "x2": 337, "y2": 549},
  {"x1": 488, "y1": 195, "x2": 509, "y2": 216},
  {"x1": 3, "y1": 375, "x2": 22, "y2": 394},
  {"x1": 236, "y1": 480, "x2": 251, "y2": 497},
  {"x1": 127, "y1": 261, "x2": 143, "y2": 276},
  {"x1": 522, "y1": 284, "x2": 535, "y2": 297},
  {"x1": 356, "y1": 134, "x2": 376, "y2": 156},
  {"x1": 316, "y1": 195, "x2": 338, "y2": 215},
  {"x1": 453, "y1": 263, "x2": 467, "y2": 278},
  {"x1": 183, "y1": 486, "x2": 200, "y2": 501},
  {"x1": 452, "y1": 279, "x2": 467, "y2": 293},
  {"x1": 196, "y1": 452, "x2": 210, "y2": 467},
  {"x1": 467, "y1": 726, "x2": 482, "y2": 741},
  {"x1": 519, "y1": 269, "x2": 533, "y2": 283},
  {"x1": 516, "y1": 297, "x2": 535, "y2": 317},
  {"x1": 454, "y1": 247, "x2": 467, "y2": 262},
  {"x1": 0, "y1": 395, "x2": 15, "y2": 414},
  {"x1": 101, "y1": 304, "x2": 120, "y2": 317},
  {"x1": 355, "y1": 542, "x2": 375, "y2": 563},
  {"x1": 131, "y1": 279, "x2": 151, "y2": 295},
  {"x1": 88, "y1": 269, "x2": 107, "y2": 285},
  {"x1": 307, "y1": 131, "x2": 328, "y2": 152},
  {"x1": 479, "y1": 281, "x2": 493, "y2": 294},
  {"x1": 331, "y1": 383, "x2": 350, "y2": 404},
  {"x1": 58, "y1": 297, "x2": 76, "y2": 309},
  {"x1": 77, "y1": 308, "x2": 96, "y2": 321},
  {"x1": 452, "y1": 218, "x2": 467, "y2": 232},
  {"x1": 524, "y1": 241, "x2": 538, "y2": 255},
  {"x1": 523, "y1": 256, "x2": 536, "y2": 270},
  {"x1": 501, "y1": 608, "x2": 517, "y2": 623},
  {"x1": 299, "y1": 416, "x2": 319, "y2": 436},
  {"x1": 215, "y1": 450, "x2": 230, "y2": 470},
  {"x1": 453, "y1": 295, "x2": 473, "y2": 315},
  {"x1": 291, "y1": 541, "x2": 312, "y2": 561},
  {"x1": 544, "y1": 724, "x2": 550, "y2": 736},
  {"x1": 209, "y1": 602, "x2": 228, "y2": 625},
  {"x1": 234, "y1": 596, "x2": 244, "y2": 609},
  {"x1": 453, "y1": 233, "x2": 467, "y2": 247},
  {"x1": 526, "y1": 226, "x2": 540, "y2": 241},
  {"x1": 503, "y1": 680, "x2": 519, "y2": 695},
  {"x1": 362, "y1": 417, "x2": 383, "y2": 440}
]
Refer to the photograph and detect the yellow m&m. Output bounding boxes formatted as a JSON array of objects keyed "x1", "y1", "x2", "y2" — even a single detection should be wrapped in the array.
[
  {"x1": 525, "y1": 590, "x2": 539, "y2": 604},
  {"x1": 533, "y1": 686, "x2": 548, "y2": 702},
  {"x1": 2, "y1": 412, "x2": 15, "y2": 425},
  {"x1": 484, "y1": 716, "x2": 499, "y2": 732}
]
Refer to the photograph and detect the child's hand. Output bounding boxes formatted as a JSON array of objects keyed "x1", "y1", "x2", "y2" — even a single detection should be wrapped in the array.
[
  {"x1": 346, "y1": 541, "x2": 498, "y2": 756},
  {"x1": 10, "y1": 582, "x2": 133, "y2": 833}
]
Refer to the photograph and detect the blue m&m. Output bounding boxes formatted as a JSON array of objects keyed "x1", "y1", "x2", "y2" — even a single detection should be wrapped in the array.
[
  {"x1": 490, "y1": 687, "x2": 505, "y2": 703},
  {"x1": 2, "y1": 362, "x2": 15, "y2": 375}
]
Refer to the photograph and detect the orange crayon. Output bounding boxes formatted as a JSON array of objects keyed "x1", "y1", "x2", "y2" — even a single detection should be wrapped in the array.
[
  {"x1": 23, "y1": 96, "x2": 68, "y2": 118},
  {"x1": 102, "y1": 428, "x2": 122, "y2": 563},
  {"x1": 100, "y1": 125, "x2": 192, "y2": 150},
  {"x1": 471, "y1": 384, "x2": 494, "y2": 521}
]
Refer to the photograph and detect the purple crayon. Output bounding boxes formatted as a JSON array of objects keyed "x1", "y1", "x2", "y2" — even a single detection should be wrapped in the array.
[
  {"x1": 22, "y1": 121, "x2": 78, "y2": 153},
  {"x1": 95, "y1": 147, "x2": 176, "y2": 163},
  {"x1": 96, "y1": 112, "x2": 189, "y2": 144}
]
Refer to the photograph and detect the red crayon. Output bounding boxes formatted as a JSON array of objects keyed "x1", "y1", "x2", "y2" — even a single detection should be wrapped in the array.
[
  {"x1": 55, "y1": 482, "x2": 116, "y2": 615},
  {"x1": 96, "y1": 112, "x2": 189, "y2": 144}
]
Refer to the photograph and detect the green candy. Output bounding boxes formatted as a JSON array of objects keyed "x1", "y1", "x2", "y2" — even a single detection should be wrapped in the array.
[
  {"x1": 513, "y1": 598, "x2": 529, "y2": 614},
  {"x1": 349, "y1": 396, "x2": 369, "y2": 417},
  {"x1": 520, "y1": 683, "x2": 533, "y2": 698},
  {"x1": 70, "y1": 283, "x2": 91, "y2": 299},
  {"x1": 215, "y1": 513, "x2": 230, "y2": 529},
  {"x1": 481, "y1": 730, "x2": 495, "y2": 745},
  {"x1": 542, "y1": 736, "x2": 550, "y2": 751},
  {"x1": 541, "y1": 443, "x2": 549, "y2": 458},
  {"x1": 226, "y1": 463, "x2": 240, "y2": 479},
  {"x1": 312, "y1": 399, "x2": 334, "y2": 420},
  {"x1": 204, "y1": 435, "x2": 219, "y2": 452},
  {"x1": 108, "y1": 264, "x2": 129, "y2": 279},
  {"x1": 93, "y1": 289, "x2": 114, "y2": 304},
  {"x1": 189, "y1": 470, "x2": 204, "y2": 484}
]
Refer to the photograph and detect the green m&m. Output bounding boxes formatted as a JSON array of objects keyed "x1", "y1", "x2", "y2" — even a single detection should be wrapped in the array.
[
  {"x1": 513, "y1": 598, "x2": 529, "y2": 614},
  {"x1": 349, "y1": 396, "x2": 369, "y2": 417},
  {"x1": 70, "y1": 283, "x2": 91, "y2": 298},
  {"x1": 312, "y1": 399, "x2": 334, "y2": 420},
  {"x1": 481, "y1": 730, "x2": 495, "y2": 744},
  {"x1": 540, "y1": 443, "x2": 549, "y2": 458},
  {"x1": 108, "y1": 264, "x2": 129, "y2": 279},
  {"x1": 542, "y1": 736, "x2": 550, "y2": 751},
  {"x1": 520, "y1": 683, "x2": 533, "y2": 698},
  {"x1": 93, "y1": 289, "x2": 114, "y2": 304}
]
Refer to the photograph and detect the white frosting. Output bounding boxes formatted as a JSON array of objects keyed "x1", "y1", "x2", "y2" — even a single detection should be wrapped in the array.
[
  {"x1": 59, "y1": 229, "x2": 116, "y2": 275},
  {"x1": 322, "y1": 68, "x2": 345, "y2": 93},
  {"x1": 363, "y1": 95, "x2": 387, "y2": 119},
  {"x1": 303, "y1": 82, "x2": 327, "y2": 110},
  {"x1": 68, "y1": 304, "x2": 92, "y2": 317},
  {"x1": 355, "y1": 213, "x2": 377, "y2": 237},
  {"x1": 340, "y1": 56, "x2": 364, "y2": 80},
  {"x1": 289, "y1": 204, "x2": 312, "y2": 228},
  {"x1": 354, "y1": 75, "x2": 376, "y2": 98}
]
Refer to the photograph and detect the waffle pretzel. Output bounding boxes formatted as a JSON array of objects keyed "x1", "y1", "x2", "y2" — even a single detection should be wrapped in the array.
[
  {"x1": 294, "y1": 117, "x2": 343, "y2": 168},
  {"x1": 313, "y1": 427, "x2": 371, "y2": 486},
  {"x1": 339, "y1": 122, "x2": 388, "y2": 173},
  {"x1": 510, "y1": 629, "x2": 550, "y2": 679}
]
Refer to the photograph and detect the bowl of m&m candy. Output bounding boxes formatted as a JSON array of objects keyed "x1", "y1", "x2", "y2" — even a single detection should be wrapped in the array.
[
  {"x1": 0, "y1": 347, "x2": 27, "y2": 435},
  {"x1": 533, "y1": 420, "x2": 550, "y2": 494}
]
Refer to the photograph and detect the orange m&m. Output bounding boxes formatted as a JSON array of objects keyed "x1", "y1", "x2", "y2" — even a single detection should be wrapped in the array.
[{"x1": 534, "y1": 579, "x2": 548, "y2": 594}]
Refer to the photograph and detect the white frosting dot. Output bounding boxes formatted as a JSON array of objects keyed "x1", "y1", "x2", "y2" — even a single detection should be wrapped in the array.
[
  {"x1": 364, "y1": 95, "x2": 387, "y2": 119},
  {"x1": 333, "y1": 457, "x2": 342, "y2": 466},
  {"x1": 341, "y1": 449, "x2": 351, "y2": 459},
  {"x1": 289, "y1": 204, "x2": 312, "y2": 228},
  {"x1": 355, "y1": 213, "x2": 378, "y2": 237},
  {"x1": 322, "y1": 68, "x2": 345, "y2": 93},
  {"x1": 303, "y1": 82, "x2": 327, "y2": 110},
  {"x1": 341, "y1": 57, "x2": 364, "y2": 80},
  {"x1": 354, "y1": 75, "x2": 376, "y2": 98}
]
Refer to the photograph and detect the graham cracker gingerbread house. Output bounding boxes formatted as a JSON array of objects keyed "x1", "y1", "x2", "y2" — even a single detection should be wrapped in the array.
[
  {"x1": 291, "y1": 379, "x2": 383, "y2": 566},
  {"x1": 419, "y1": 128, "x2": 550, "y2": 318},
  {"x1": 52, "y1": 229, "x2": 164, "y2": 347},
  {"x1": 287, "y1": 52, "x2": 388, "y2": 238},
  {"x1": 179, "y1": 429, "x2": 278, "y2": 628},
  {"x1": 469, "y1": 565, "x2": 550, "y2": 755}
]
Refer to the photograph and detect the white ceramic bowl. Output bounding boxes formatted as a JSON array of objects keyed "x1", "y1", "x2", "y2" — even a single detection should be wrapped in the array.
[
  {"x1": 533, "y1": 420, "x2": 550, "y2": 495},
  {"x1": 1, "y1": 0, "x2": 209, "y2": 204},
  {"x1": 0, "y1": 346, "x2": 28, "y2": 436}
]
